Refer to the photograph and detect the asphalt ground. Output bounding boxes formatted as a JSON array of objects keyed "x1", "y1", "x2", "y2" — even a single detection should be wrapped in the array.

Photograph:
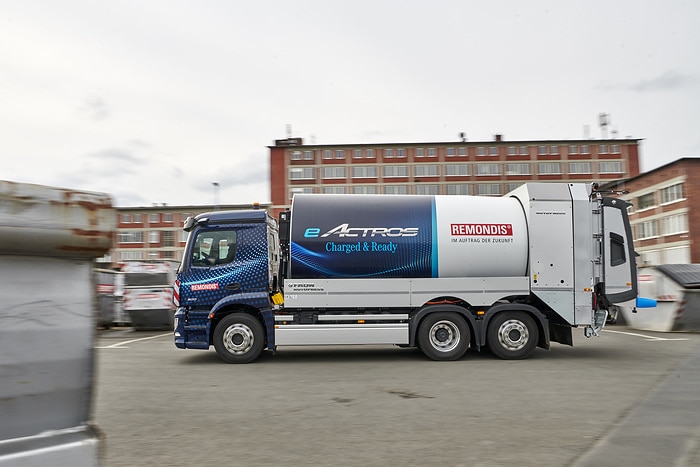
[{"x1": 94, "y1": 326, "x2": 700, "y2": 466}]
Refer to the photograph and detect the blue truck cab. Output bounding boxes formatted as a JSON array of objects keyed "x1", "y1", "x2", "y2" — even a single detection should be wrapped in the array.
[{"x1": 173, "y1": 209, "x2": 281, "y2": 362}]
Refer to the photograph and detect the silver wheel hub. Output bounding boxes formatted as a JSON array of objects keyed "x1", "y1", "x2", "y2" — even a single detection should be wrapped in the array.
[
  {"x1": 497, "y1": 319, "x2": 529, "y2": 351},
  {"x1": 429, "y1": 320, "x2": 460, "y2": 352},
  {"x1": 222, "y1": 323, "x2": 254, "y2": 354}
]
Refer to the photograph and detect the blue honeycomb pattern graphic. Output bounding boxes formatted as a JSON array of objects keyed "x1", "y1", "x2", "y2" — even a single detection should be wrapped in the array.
[{"x1": 176, "y1": 222, "x2": 272, "y2": 348}]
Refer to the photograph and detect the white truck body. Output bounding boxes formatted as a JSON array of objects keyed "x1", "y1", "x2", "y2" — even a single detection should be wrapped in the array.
[{"x1": 175, "y1": 182, "x2": 637, "y2": 363}]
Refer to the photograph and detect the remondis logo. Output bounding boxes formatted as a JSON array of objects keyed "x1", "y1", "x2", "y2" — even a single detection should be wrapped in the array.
[{"x1": 304, "y1": 223, "x2": 419, "y2": 238}]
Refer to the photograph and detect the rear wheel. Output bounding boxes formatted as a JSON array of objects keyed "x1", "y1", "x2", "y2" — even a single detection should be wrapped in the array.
[
  {"x1": 417, "y1": 312, "x2": 469, "y2": 361},
  {"x1": 213, "y1": 313, "x2": 264, "y2": 363},
  {"x1": 486, "y1": 311, "x2": 538, "y2": 360}
]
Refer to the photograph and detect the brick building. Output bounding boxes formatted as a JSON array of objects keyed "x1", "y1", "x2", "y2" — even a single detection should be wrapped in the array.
[
  {"x1": 110, "y1": 202, "x2": 268, "y2": 265},
  {"x1": 606, "y1": 158, "x2": 700, "y2": 265},
  {"x1": 269, "y1": 135, "x2": 641, "y2": 217}
]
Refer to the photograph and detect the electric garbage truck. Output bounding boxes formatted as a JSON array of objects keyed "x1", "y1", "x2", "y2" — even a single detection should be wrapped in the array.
[{"x1": 173, "y1": 183, "x2": 637, "y2": 363}]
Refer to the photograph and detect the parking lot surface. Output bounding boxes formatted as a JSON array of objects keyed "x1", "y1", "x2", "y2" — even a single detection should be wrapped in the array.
[{"x1": 94, "y1": 326, "x2": 700, "y2": 466}]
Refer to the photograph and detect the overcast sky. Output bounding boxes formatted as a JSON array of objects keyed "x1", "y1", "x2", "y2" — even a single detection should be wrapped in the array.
[{"x1": 2, "y1": 0, "x2": 699, "y2": 207}]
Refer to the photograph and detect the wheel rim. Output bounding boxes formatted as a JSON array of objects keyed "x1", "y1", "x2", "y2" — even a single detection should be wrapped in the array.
[
  {"x1": 222, "y1": 323, "x2": 255, "y2": 355},
  {"x1": 497, "y1": 319, "x2": 529, "y2": 351},
  {"x1": 428, "y1": 320, "x2": 460, "y2": 352}
]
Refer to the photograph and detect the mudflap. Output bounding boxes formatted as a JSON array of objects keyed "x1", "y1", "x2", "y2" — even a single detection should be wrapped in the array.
[{"x1": 549, "y1": 322, "x2": 573, "y2": 346}]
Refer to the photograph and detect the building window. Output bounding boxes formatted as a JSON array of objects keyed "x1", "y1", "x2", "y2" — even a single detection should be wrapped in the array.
[
  {"x1": 477, "y1": 163, "x2": 500, "y2": 176},
  {"x1": 162, "y1": 231, "x2": 174, "y2": 247},
  {"x1": 322, "y1": 167, "x2": 346, "y2": 179},
  {"x1": 538, "y1": 162, "x2": 561, "y2": 174},
  {"x1": 569, "y1": 145, "x2": 578, "y2": 155},
  {"x1": 335, "y1": 150, "x2": 344, "y2": 159},
  {"x1": 353, "y1": 186, "x2": 377, "y2": 194},
  {"x1": 663, "y1": 214, "x2": 688, "y2": 235},
  {"x1": 415, "y1": 148, "x2": 424, "y2": 158},
  {"x1": 569, "y1": 162, "x2": 592, "y2": 174},
  {"x1": 120, "y1": 251, "x2": 143, "y2": 260},
  {"x1": 507, "y1": 146, "x2": 517, "y2": 156},
  {"x1": 428, "y1": 148, "x2": 437, "y2": 157},
  {"x1": 119, "y1": 231, "x2": 143, "y2": 243},
  {"x1": 384, "y1": 185, "x2": 409, "y2": 194},
  {"x1": 488, "y1": 147, "x2": 498, "y2": 156},
  {"x1": 289, "y1": 187, "x2": 314, "y2": 199},
  {"x1": 599, "y1": 145, "x2": 609, "y2": 154},
  {"x1": 414, "y1": 165, "x2": 439, "y2": 177},
  {"x1": 132, "y1": 214, "x2": 142, "y2": 223},
  {"x1": 383, "y1": 165, "x2": 408, "y2": 177},
  {"x1": 289, "y1": 167, "x2": 315, "y2": 180},
  {"x1": 446, "y1": 184, "x2": 470, "y2": 195},
  {"x1": 538, "y1": 146, "x2": 548, "y2": 155},
  {"x1": 506, "y1": 163, "x2": 530, "y2": 175},
  {"x1": 611, "y1": 145, "x2": 621, "y2": 153},
  {"x1": 384, "y1": 149, "x2": 394, "y2": 158},
  {"x1": 352, "y1": 166, "x2": 377, "y2": 178},
  {"x1": 366, "y1": 149, "x2": 375, "y2": 158},
  {"x1": 637, "y1": 192, "x2": 655, "y2": 210},
  {"x1": 149, "y1": 213, "x2": 160, "y2": 223},
  {"x1": 323, "y1": 150, "x2": 332, "y2": 159},
  {"x1": 149, "y1": 231, "x2": 159, "y2": 243},
  {"x1": 396, "y1": 149, "x2": 406, "y2": 158},
  {"x1": 550, "y1": 146, "x2": 559, "y2": 154},
  {"x1": 458, "y1": 147, "x2": 467, "y2": 156},
  {"x1": 476, "y1": 184, "x2": 501, "y2": 195},
  {"x1": 291, "y1": 151, "x2": 302, "y2": 160},
  {"x1": 661, "y1": 183, "x2": 683, "y2": 204},
  {"x1": 353, "y1": 149, "x2": 363, "y2": 159},
  {"x1": 637, "y1": 192, "x2": 656, "y2": 211},
  {"x1": 636, "y1": 220, "x2": 659, "y2": 239},
  {"x1": 445, "y1": 164, "x2": 470, "y2": 176},
  {"x1": 415, "y1": 185, "x2": 439, "y2": 195},
  {"x1": 120, "y1": 214, "x2": 131, "y2": 224},
  {"x1": 303, "y1": 150, "x2": 314, "y2": 160},
  {"x1": 446, "y1": 147, "x2": 455, "y2": 157},
  {"x1": 163, "y1": 213, "x2": 172, "y2": 223},
  {"x1": 580, "y1": 145, "x2": 590, "y2": 154},
  {"x1": 599, "y1": 161, "x2": 622, "y2": 173},
  {"x1": 505, "y1": 183, "x2": 521, "y2": 192},
  {"x1": 519, "y1": 146, "x2": 529, "y2": 155},
  {"x1": 477, "y1": 147, "x2": 486, "y2": 156},
  {"x1": 323, "y1": 186, "x2": 346, "y2": 194}
]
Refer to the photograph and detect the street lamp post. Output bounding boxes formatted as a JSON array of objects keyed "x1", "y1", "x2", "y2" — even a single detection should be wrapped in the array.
[{"x1": 212, "y1": 182, "x2": 220, "y2": 210}]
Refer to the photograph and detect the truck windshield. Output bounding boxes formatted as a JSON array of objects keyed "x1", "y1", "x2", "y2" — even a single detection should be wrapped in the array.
[{"x1": 191, "y1": 230, "x2": 237, "y2": 267}]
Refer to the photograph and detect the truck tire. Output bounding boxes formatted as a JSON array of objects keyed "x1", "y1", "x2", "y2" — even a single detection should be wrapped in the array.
[
  {"x1": 487, "y1": 311, "x2": 538, "y2": 360},
  {"x1": 213, "y1": 313, "x2": 264, "y2": 363},
  {"x1": 417, "y1": 312, "x2": 469, "y2": 361}
]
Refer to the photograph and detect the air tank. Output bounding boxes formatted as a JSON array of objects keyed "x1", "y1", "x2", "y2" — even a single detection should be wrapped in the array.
[{"x1": 289, "y1": 194, "x2": 528, "y2": 279}]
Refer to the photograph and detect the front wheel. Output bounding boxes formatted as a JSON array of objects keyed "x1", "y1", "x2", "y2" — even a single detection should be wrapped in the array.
[
  {"x1": 417, "y1": 312, "x2": 470, "y2": 361},
  {"x1": 486, "y1": 311, "x2": 538, "y2": 360},
  {"x1": 213, "y1": 313, "x2": 264, "y2": 363}
]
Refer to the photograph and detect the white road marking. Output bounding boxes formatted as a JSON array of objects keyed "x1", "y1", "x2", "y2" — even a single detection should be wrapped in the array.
[
  {"x1": 602, "y1": 329, "x2": 689, "y2": 341},
  {"x1": 96, "y1": 333, "x2": 172, "y2": 349}
]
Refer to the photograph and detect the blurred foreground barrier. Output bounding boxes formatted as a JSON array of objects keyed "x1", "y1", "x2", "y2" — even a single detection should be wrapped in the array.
[{"x1": 0, "y1": 180, "x2": 115, "y2": 466}]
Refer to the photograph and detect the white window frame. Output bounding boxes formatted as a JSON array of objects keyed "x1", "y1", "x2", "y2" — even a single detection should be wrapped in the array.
[
  {"x1": 414, "y1": 165, "x2": 439, "y2": 177},
  {"x1": 569, "y1": 162, "x2": 592, "y2": 174},
  {"x1": 538, "y1": 162, "x2": 561, "y2": 174},
  {"x1": 476, "y1": 163, "x2": 500, "y2": 176}
]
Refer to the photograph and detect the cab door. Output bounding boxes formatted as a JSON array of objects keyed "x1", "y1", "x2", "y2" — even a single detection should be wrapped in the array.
[{"x1": 601, "y1": 197, "x2": 637, "y2": 303}]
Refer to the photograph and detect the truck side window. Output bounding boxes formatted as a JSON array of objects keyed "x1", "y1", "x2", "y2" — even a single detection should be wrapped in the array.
[
  {"x1": 191, "y1": 230, "x2": 237, "y2": 267},
  {"x1": 609, "y1": 232, "x2": 626, "y2": 267}
]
